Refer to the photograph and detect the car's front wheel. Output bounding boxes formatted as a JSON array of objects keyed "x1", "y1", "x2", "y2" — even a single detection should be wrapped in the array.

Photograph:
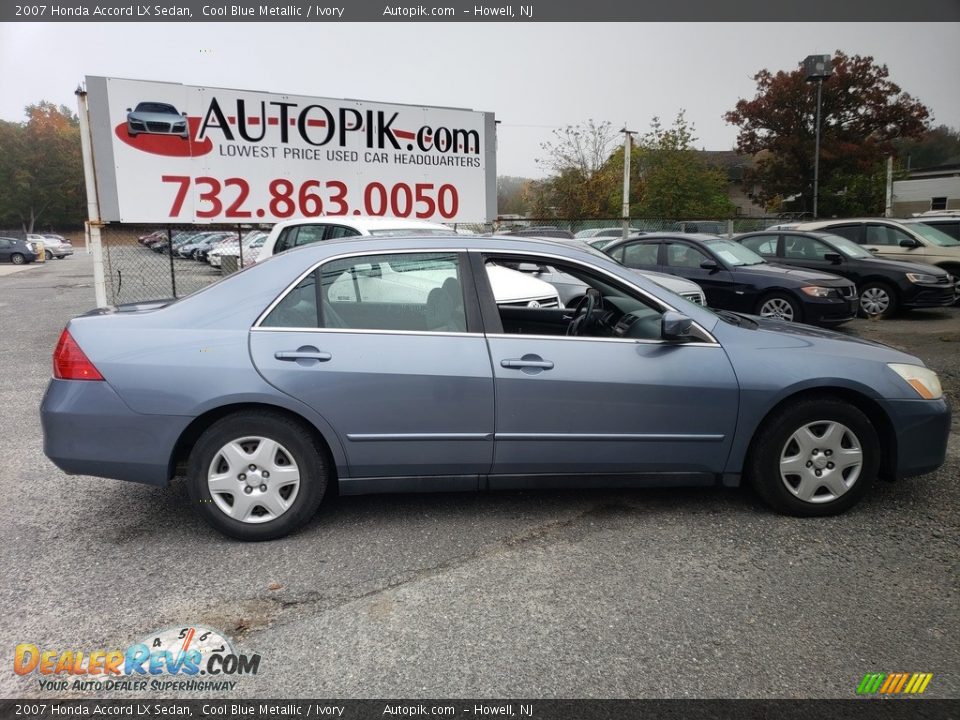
[
  {"x1": 747, "y1": 397, "x2": 879, "y2": 516},
  {"x1": 757, "y1": 292, "x2": 801, "y2": 322},
  {"x1": 10, "y1": 253, "x2": 25, "y2": 265},
  {"x1": 186, "y1": 411, "x2": 328, "y2": 540},
  {"x1": 859, "y1": 281, "x2": 898, "y2": 318}
]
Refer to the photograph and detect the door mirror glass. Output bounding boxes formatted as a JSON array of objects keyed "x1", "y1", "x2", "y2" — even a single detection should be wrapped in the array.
[{"x1": 661, "y1": 311, "x2": 693, "y2": 341}]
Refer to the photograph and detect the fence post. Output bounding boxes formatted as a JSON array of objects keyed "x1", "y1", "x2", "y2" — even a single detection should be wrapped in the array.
[
  {"x1": 237, "y1": 225, "x2": 243, "y2": 268},
  {"x1": 167, "y1": 227, "x2": 177, "y2": 298}
]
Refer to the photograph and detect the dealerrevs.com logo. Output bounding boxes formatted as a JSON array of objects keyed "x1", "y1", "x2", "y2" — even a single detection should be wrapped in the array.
[{"x1": 14, "y1": 626, "x2": 261, "y2": 692}]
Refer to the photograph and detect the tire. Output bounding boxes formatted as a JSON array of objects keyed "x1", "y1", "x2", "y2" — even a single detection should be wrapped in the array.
[
  {"x1": 859, "y1": 281, "x2": 898, "y2": 318},
  {"x1": 10, "y1": 253, "x2": 25, "y2": 265},
  {"x1": 186, "y1": 411, "x2": 328, "y2": 541},
  {"x1": 757, "y1": 292, "x2": 801, "y2": 322},
  {"x1": 747, "y1": 397, "x2": 879, "y2": 517}
]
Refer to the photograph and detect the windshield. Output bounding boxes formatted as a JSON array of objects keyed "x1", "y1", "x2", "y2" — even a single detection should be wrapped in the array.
[
  {"x1": 821, "y1": 234, "x2": 873, "y2": 259},
  {"x1": 904, "y1": 222, "x2": 960, "y2": 247},
  {"x1": 703, "y1": 239, "x2": 765, "y2": 266}
]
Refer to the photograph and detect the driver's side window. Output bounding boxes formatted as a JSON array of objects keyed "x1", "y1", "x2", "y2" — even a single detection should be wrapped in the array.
[{"x1": 481, "y1": 254, "x2": 666, "y2": 340}]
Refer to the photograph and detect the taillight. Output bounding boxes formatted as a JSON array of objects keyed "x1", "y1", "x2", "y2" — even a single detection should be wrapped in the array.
[{"x1": 53, "y1": 329, "x2": 104, "y2": 381}]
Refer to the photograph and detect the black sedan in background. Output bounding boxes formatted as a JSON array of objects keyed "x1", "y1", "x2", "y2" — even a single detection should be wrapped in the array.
[
  {"x1": 603, "y1": 233, "x2": 858, "y2": 325},
  {"x1": 736, "y1": 230, "x2": 956, "y2": 318}
]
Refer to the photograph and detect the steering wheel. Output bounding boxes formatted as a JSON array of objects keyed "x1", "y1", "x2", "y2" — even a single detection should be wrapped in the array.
[{"x1": 566, "y1": 289, "x2": 599, "y2": 336}]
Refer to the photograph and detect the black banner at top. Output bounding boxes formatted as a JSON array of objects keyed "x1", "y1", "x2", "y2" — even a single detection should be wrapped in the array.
[{"x1": 3, "y1": 0, "x2": 959, "y2": 22}]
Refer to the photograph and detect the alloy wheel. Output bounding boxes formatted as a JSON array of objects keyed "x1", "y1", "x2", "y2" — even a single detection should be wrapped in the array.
[{"x1": 759, "y1": 297, "x2": 795, "y2": 321}]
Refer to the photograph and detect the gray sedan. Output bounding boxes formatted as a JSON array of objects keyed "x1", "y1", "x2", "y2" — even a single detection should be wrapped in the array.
[{"x1": 41, "y1": 236, "x2": 950, "y2": 540}]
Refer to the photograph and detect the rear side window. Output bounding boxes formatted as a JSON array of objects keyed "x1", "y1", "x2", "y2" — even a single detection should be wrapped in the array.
[
  {"x1": 622, "y1": 243, "x2": 659, "y2": 267},
  {"x1": 321, "y1": 252, "x2": 467, "y2": 333},
  {"x1": 261, "y1": 272, "x2": 319, "y2": 328},
  {"x1": 827, "y1": 225, "x2": 861, "y2": 243},
  {"x1": 741, "y1": 234, "x2": 778, "y2": 256},
  {"x1": 274, "y1": 225, "x2": 328, "y2": 254}
]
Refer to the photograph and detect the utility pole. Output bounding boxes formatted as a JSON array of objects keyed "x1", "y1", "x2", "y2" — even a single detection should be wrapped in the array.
[{"x1": 620, "y1": 127, "x2": 635, "y2": 240}]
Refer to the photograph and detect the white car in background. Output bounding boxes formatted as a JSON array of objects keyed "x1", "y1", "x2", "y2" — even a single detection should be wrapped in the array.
[
  {"x1": 256, "y1": 216, "x2": 561, "y2": 308},
  {"x1": 208, "y1": 231, "x2": 268, "y2": 268},
  {"x1": 256, "y1": 216, "x2": 454, "y2": 263}
]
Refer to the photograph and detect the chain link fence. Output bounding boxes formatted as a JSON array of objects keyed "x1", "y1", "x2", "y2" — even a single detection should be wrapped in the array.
[{"x1": 91, "y1": 216, "x2": 786, "y2": 305}]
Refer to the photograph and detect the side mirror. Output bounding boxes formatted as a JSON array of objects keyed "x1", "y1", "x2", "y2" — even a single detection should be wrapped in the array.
[
  {"x1": 661, "y1": 310, "x2": 694, "y2": 342},
  {"x1": 700, "y1": 260, "x2": 720, "y2": 272},
  {"x1": 824, "y1": 253, "x2": 842, "y2": 264},
  {"x1": 899, "y1": 238, "x2": 920, "y2": 248},
  {"x1": 182, "y1": 111, "x2": 188, "y2": 116},
  {"x1": 126, "y1": 108, "x2": 132, "y2": 112}
]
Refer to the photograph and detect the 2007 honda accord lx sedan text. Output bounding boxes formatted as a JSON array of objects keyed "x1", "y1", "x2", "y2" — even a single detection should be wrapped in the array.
[{"x1": 41, "y1": 236, "x2": 951, "y2": 540}]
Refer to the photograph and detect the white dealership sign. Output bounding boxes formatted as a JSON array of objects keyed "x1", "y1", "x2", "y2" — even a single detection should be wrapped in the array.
[{"x1": 84, "y1": 76, "x2": 496, "y2": 224}]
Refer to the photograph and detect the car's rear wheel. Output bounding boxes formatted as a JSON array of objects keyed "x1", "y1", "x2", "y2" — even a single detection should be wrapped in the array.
[
  {"x1": 11, "y1": 253, "x2": 25, "y2": 265},
  {"x1": 757, "y1": 292, "x2": 800, "y2": 322},
  {"x1": 187, "y1": 411, "x2": 328, "y2": 540},
  {"x1": 747, "y1": 397, "x2": 879, "y2": 516},
  {"x1": 859, "y1": 281, "x2": 897, "y2": 318}
]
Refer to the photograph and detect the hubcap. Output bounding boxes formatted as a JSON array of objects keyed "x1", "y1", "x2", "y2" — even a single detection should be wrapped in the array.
[
  {"x1": 207, "y1": 436, "x2": 300, "y2": 524},
  {"x1": 760, "y1": 298, "x2": 794, "y2": 321},
  {"x1": 779, "y1": 421, "x2": 863, "y2": 503},
  {"x1": 860, "y1": 287, "x2": 890, "y2": 316}
]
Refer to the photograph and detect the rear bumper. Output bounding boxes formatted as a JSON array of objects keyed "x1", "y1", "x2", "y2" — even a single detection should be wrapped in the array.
[
  {"x1": 41, "y1": 379, "x2": 191, "y2": 486},
  {"x1": 880, "y1": 397, "x2": 952, "y2": 478}
]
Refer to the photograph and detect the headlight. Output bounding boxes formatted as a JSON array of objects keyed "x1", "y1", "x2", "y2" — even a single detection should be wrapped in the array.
[
  {"x1": 905, "y1": 272, "x2": 938, "y2": 284},
  {"x1": 888, "y1": 363, "x2": 943, "y2": 400},
  {"x1": 800, "y1": 286, "x2": 837, "y2": 298}
]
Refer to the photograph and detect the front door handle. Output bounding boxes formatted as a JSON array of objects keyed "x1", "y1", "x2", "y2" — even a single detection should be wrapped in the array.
[
  {"x1": 501, "y1": 354, "x2": 554, "y2": 374},
  {"x1": 275, "y1": 346, "x2": 332, "y2": 364}
]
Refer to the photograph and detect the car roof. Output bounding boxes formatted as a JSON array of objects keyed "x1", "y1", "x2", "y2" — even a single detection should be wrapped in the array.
[
  {"x1": 612, "y1": 232, "x2": 722, "y2": 244},
  {"x1": 269, "y1": 215, "x2": 451, "y2": 233}
]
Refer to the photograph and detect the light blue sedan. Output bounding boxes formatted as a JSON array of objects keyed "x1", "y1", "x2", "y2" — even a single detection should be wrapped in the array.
[{"x1": 41, "y1": 236, "x2": 951, "y2": 540}]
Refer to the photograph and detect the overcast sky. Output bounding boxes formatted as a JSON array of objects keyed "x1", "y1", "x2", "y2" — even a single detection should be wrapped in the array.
[{"x1": 1, "y1": 22, "x2": 958, "y2": 178}]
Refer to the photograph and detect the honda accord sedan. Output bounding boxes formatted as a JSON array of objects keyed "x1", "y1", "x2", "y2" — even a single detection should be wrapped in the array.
[
  {"x1": 603, "y1": 233, "x2": 858, "y2": 325},
  {"x1": 41, "y1": 236, "x2": 950, "y2": 540}
]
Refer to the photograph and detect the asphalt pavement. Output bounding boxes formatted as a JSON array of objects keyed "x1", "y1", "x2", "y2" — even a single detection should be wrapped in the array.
[{"x1": 1, "y1": 254, "x2": 957, "y2": 699}]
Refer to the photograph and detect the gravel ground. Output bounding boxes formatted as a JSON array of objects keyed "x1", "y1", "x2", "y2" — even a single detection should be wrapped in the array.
[{"x1": 1, "y1": 254, "x2": 957, "y2": 700}]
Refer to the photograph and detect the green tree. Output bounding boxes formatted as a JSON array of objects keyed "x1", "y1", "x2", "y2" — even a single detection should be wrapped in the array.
[
  {"x1": 725, "y1": 51, "x2": 930, "y2": 216},
  {"x1": 532, "y1": 120, "x2": 620, "y2": 218},
  {"x1": 893, "y1": 125, "x2": 960, "y2": 170},
  {"x1": 630, "y1": 112, "x2": 734, "y2": 218},
  {"x1": 0, "y1": 102, "x2": 85, "y2": 232}
]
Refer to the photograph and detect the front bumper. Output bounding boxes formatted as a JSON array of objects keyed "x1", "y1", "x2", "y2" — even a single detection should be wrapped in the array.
[
  {"x1": 901, "y1": 282, "x2": 956, "y2": 309},
  {"x1": 41, "y1": 378, "x2": 191, "y2": 486},
  {"x1": 880, "y1": 396, "x2": 952, "y2": 478},
  {"x1": 801, "y1": 294, "x2": 859, "y2": 326}
]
